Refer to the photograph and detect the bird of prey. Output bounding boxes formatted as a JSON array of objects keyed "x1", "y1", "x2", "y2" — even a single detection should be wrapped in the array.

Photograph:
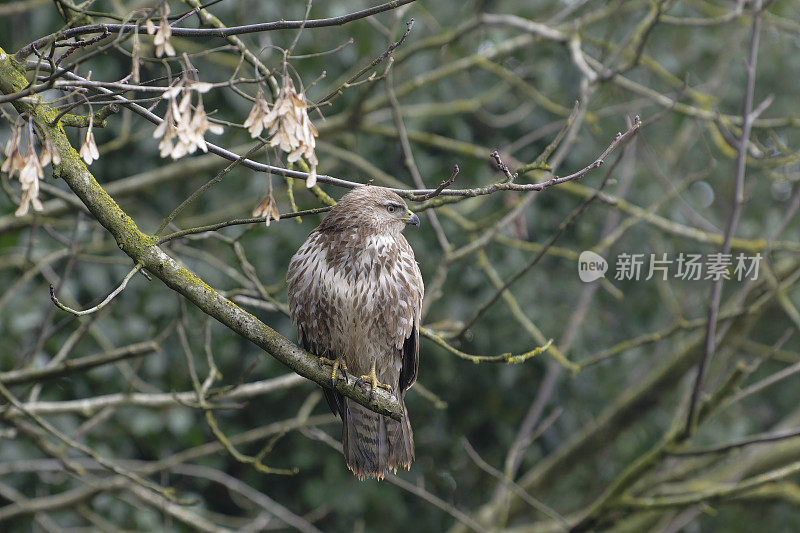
[{"x1": 287, "y1": 186, "x2": 423, "y2": 479}]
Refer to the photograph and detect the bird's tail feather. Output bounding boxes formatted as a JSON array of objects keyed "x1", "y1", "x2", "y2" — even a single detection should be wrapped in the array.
[{"x1": 342, "y1": 397, "x2": 413, "y2": 480}]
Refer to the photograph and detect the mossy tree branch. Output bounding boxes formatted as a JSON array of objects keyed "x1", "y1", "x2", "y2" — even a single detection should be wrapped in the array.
[
  {"x1": 55, "y1": 103, "x2": 119, "y2": 128},
  {"x1": 0, "y1": 46, "x2": 402, "y2": 421}
]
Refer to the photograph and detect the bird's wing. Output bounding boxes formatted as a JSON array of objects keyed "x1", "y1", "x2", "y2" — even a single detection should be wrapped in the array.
[
  {"x1": 397, "y1": 236, "x2": 423, "y2": 395},
  {"x1": 399, "y1": 322, "x2": 418, "y2": 394}
]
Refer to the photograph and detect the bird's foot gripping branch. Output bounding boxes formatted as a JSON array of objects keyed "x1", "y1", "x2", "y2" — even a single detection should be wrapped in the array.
[{"x1": 0, "y1": 46, "x2": 403, "y2": 421}]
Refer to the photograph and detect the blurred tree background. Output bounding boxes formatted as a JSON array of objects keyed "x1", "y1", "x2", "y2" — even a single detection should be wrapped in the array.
[{"x1": 2, "y1": 0, "x2": 800, "y2": 531}]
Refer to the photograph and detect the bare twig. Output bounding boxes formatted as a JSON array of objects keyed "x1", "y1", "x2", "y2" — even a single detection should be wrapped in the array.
[
  {"x1": 317, "y1": 18, "x2": 415, "y2": 106},
  {"x1": 1, "y1": 374, "x2": 305, "y2": 416},
  {"x1": 422, "y1": 327, "x2": 552, "y2": 364},
  {"x1": 54, "y1": 66, "x2": 641, "y2": 197},
  {"x1": 683, "y1": 2, "x2": 764, "y2": 438},
  {"x1": 301, "y1": 425, "x2": 489, "y2": 532},
  {"x1": 154, "y1": 141, "x2": 267, "y2": 236},
  {"x1": 0, "y1": 381, "x2": 182, "y2": 503},
  {"x1": 458, "y1": 135, "x2": 635, "y2": 336},
  {"x1": 462, "y1": 439, "x2": 568, "y2": 527},
  {"x1": 409, "y1": 165, "x2": 459, "y2": 201},
  {"x1": 157, "y1": 206, "x2": 332, "y2": 244},
  {"x1": 16, "y1": 0, "x2": 419, "y2": 60},
  {"x1": 670, "y1": 428, "x2": 800, "y2": 456},
  {"x1": 49, "y1": 263, "x2": 142, "y2": 316},
  {"x1": 0, "y1": 341, "x2": 158, "y2": 386}
]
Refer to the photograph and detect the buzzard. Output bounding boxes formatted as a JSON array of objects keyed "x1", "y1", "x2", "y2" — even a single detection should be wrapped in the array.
[{"x1": 287, "y1": 186, "x2": 424, "y2": 479}]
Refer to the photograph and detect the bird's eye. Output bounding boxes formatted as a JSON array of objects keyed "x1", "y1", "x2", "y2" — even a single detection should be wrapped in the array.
[{"x1": 387, "y1": 205, "x2": 396, "y2": 213}]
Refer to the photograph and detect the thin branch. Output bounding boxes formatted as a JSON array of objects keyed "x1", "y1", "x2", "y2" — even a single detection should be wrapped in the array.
[
  {"x1": 458, "y1": 137, "x2": 633, "y2": 336},
  {"x1": 385, "y1": 66, "x2": 450, "y2": 250},
  {"x1": 55, "y1": 29, "x2": 110, "y2": 66},
  {"x1": 0, "y1": 412, "x2": 334, "y2": 523},
  {"x1": 168, "y1": 463, "x2": 322, "y2": 533},
  {"x1": 50, "y1": 263, "x2": 142, "y2": 316},
  {"x1": 317, "y1": 18, "x2": 415, "y2": 106},
  {"x1": 420, "y1": 327, "x2": 552, "y2": 364},
  {"x1": 0, "y1": 381, "x2": 182, "y2": 503},
  {"x1": 683, "y1": 1, "x2": 763, "y2": 438},
  {"x1": 125, "y1": 482, "x2": 231, "y2": 533},
  {"x1": 52, "y1": 66, "x2": 641, "y2": 197},
  {"x1": 0, "y1": 341, "x2": 158, "y2": 386},
  {"x1": 154, "y1": 141, "x2": 267, "y2": 236},
  {"x1": 462, "y1": 439, "x2": 568, "y2": 528},
  {"x1": 408, "y1": 165, "x2": 459, "y2": 201},
  {"x1": 616, "y1": 459, "x2": 800, "y2": 511},
  {"x1": 0, "y1": 482, "x2": 109, "y2": 523},
  {"x1": 0, "y1": 52, "x2": 403, "y2": 421},
  {"x1": 302, "y1": 426, "x2": 488, "y2": 533},
  {"x1": 386, "y1": 473, "x2": 490, "y2": 533},
  {"x1": 670, "y1": 428, "x2": 800, "y2": 456},
  {"x1": 1, "y1": 374, "x2": 305, "y2": 416},
  {"x1": 157, "y1": 206, "x2": 332, "y2": 244},
  {"x1": 504, "y1": 407, "x2": 563, "y2": 481},
  {"x1": 721, "y1": 355, "x2": 800, "y2": 412},
  {"x1": 16, "y1": 0, "x2": 419, "y2": 60}
]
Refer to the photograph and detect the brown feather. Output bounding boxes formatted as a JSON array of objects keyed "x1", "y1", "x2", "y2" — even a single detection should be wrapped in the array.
[{"x1": 287, "y1": 186, "x2": 423, "y2": 479}]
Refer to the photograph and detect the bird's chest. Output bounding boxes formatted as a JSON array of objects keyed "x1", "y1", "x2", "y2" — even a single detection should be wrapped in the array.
[
  {"x1": 311, "y1": 237, "x2": 405, "y2": 352},
  {"x1": 321, "y1": 235, "x2": 396, "y2": 318}
]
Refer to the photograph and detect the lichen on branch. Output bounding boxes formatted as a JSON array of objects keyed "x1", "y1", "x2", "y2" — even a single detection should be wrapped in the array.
[{"x1": 0, "y1": 45, "x2": 403, "y2": 422}]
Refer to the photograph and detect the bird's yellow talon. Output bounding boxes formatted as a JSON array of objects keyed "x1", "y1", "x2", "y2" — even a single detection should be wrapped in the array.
[
  {"x1": 356, "y1": 363, "x2": 392, "y2": 399},
  {"x1": 317, "y1": 356, "x2": 348, "y2": 387}
]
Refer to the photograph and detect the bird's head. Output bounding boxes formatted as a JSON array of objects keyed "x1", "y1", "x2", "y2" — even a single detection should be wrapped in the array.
[{"x1": 320, "y1": 186, "x2": 420, "y2": 235}]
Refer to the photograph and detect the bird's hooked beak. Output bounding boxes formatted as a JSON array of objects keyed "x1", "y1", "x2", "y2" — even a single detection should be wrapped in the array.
[{"x1": 396, "y1": 209, "x2": 420, "y2": 227}]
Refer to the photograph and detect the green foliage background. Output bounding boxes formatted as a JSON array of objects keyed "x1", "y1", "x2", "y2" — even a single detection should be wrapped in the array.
[{"x1": 2, "y1": 1, "x2": 800, "y2": 531}]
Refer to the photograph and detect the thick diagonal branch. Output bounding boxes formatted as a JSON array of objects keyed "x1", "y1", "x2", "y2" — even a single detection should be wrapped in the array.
[{"x1": 0, "y1": 47, "x2": 402, "y2": 421}]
